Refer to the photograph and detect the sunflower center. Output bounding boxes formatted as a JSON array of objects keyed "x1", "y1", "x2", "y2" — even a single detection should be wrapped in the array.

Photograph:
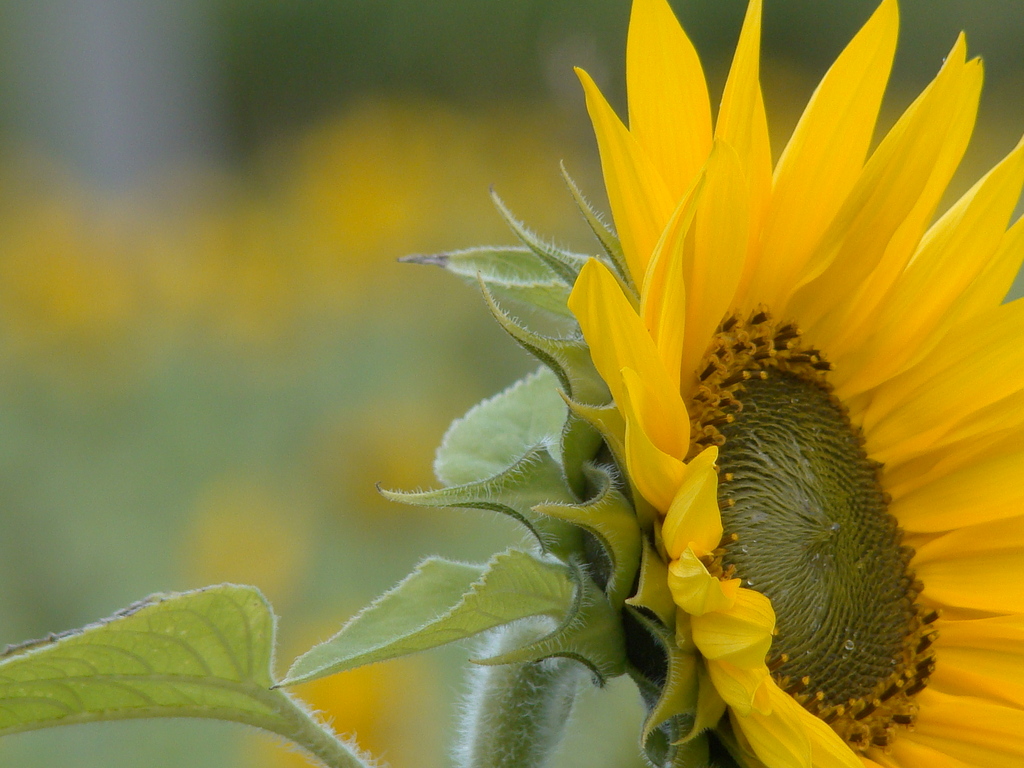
[
  {"x1": 690, "y1": 310, "x2": 938, "y2": 752},
  {"x1": 718, "y1": 370, "x2": 911, "y2": 707}
]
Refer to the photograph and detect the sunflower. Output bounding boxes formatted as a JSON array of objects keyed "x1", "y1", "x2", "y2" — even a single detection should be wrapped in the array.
[{"x1": 568, "y1": 0, "x2": 1024, "y2": 766}]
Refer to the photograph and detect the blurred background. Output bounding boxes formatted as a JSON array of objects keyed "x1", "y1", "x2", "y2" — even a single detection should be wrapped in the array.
[{"x1": 0, "y1": 1, "x2": 1022, "y2": 766}]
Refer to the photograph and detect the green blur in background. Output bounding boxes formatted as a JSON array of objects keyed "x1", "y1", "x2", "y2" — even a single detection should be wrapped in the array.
[{"x1": 0, "y1": 1, "x2": 1021, "y2": 766}]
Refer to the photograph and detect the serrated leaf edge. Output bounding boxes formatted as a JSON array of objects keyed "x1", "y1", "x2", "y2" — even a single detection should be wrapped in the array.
[{"x1": 282, "y1": 550, "x2": 576, "y2": 687}]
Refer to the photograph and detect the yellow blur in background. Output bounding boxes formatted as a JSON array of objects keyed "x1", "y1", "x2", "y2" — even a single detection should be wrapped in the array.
[{"x1": 0, "y1": 95, "x2": 606, "y2": 768}]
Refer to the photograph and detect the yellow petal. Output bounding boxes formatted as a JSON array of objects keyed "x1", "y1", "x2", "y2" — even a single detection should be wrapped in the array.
[
  {"x1": 577, "y1": 68, "x2": 675, "y2": 281},
  {"x1": 735, "y1": 681, "x2": 863, "y2": 768},
  {"x1": 754, "y1": 0, "x2": 898, "y2": 312},
  {"x1": 944, "y1": 208, "x2": 1024, "y2": 325},
  {"x1": 800, "y1": 709, "x2": 866, "y2": 768},
  {"x1": 883, "y1": 738, "x2": 973, "y2": 768},
  {"x1": 626, "y1": 0, "x2": 712, "y2": 200},
  {"x1": 691, "y1": 586, "x2": 774, "y2": 668},
  {"x1": 882, "y1": 426, "x2": 1011, "y2": 500},
  {"x1": 640, "y1": 176, "x2": 702, "y2": 390},
  {"x1": 620, "y1": 378, "x2": 686, "y2": 512},
  {"x1": 930, "y1": 615, "x2": 1024, "y2": 709},
  {"x1": 731, "y1": 681, "x2": 811, "y2": 765},
  {"x1": 619, "y1": 362, "x2": 689, "y2": 462},
  {"x1": 838, "y1": 134, "x2": 1024, "y2": 397},
  {"x1": 863, "y1": 298, "x2": 1024, "y2": 464},
  {"x1": 889, "y1": 443, "x2": 1024, "y2": 532},
  {"x1": 715, "y1": 0, "x2": 771, "y2": 246},
  {"x1": 709, "y1": 659, "x2": 772, "y2": 717},
  {"x1": 935, "y1": 613, "x2": 1024, "y2": 650},
  {"x1": 826, "y1": 55, "x2": 984, "y2": 376},
  {"x1": 674, "y1": 605, "x2": 696, "y2": 653},
  {"x1": 912, "y1": 515, "x2": 1024, "y2": 613},
  {"x1": 662, "y1": 446, "x2": 722, "y2": 558},
  {"x1": 911, "y1": 688, "x2": 1024, "y2": 768},
  {"x1": 569, "y1": 258, "x2": 689, "y2": 456},
  {"x1": 680, "y1": 141, "x2": 751, "y2": 388},
  {"x1": 921, "y1": 385, "x2": 1024, "y2": 463},
  {"x1": 667, "y1": 547, "x2": 740, "y2": 616},
  {"x1": 786, "y1": 37, "x2": 976, "y2": 338}
]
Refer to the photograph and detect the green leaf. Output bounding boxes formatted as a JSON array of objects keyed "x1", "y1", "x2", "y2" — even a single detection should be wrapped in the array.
[
  {"x1": 0, "y1": 585, "x2": 372, "y2": 768},
  {"x1": 435, "y1": 367, "x2": 568, "y2": 487},
  {"x1": 282, "y1": 550, "x2": 578, "y2": 686},
  {"x1": 491, "y1": 188, "x2": 589, "y2": 285},
  {"x1": 400, "y1": 247, "x2": 573, "y2": 318},
  {"x1": 0, "y1": 585, "x2": 276, "y2": 735},
  {"x1": 382, "y1": 448, "x2": 582, "y2": 559}
]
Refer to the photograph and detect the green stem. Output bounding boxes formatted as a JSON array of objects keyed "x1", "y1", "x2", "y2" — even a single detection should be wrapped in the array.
[
  {"x1": 456, "y1": 623, "x2": 584, "y2": 768},
  {"x1": 267, "y1": 688, "x2": 375, "y2": 768}
]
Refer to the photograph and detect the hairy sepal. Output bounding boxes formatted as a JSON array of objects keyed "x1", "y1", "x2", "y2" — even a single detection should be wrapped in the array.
[
  {"x1": 481, "y1": 283, "x2": 609, "y2": 407},
  {"x1": 400, "y1": 246, "x2": 574, "y2": 319},
  {"x1": 383, "y1": 448, "x2": 582, "y2": 558},
  {"x1": 491, "y1": 188, "x2": 589, "y2": 285},
  {"x1": 560, "y1": 162, "x2": 636, "y2": 298},
  {"x1": 625, "y1": 608, "x2": 716, "y2": 768},
  {"x1": 533, "y1": 463, "x2": 641, "y2": 609},
  {"x1": 475, "y1": 560, "x2": 627, "y2": 685}
]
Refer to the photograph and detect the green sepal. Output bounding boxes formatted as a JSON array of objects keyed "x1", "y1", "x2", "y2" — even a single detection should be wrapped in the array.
[
  {"x1": 566, "y1": 397, "x2": 659, "y2": 533},
  {"x1": 635, "y1": 611, "x2": 697, "y2": 744},
  {"x1": 434, "y1": 366, "x2": 567, "y2": 488},
  {"x1": 665, "y1": 737, "x2": 711, "y2": 768},
  {"x1": 710, "y1": 720, "x2": 760, "y2": 768},
  {"x1": 627, "y1": 536, "x2": 677, "y2": 627},
  {"x1": 282, "y1": 549, "x2": 577, "y2": 687},
  {"x1": 565, "y1": 398, "x2": 624, "y2": 459},
  {"x1": 476, "y1": 561, "x2": 627, "y2": 685},
  {"x1": 382, "y1": 448, "x2": 583, "y2": 559},
  {"x1": 626, "y1": 608, "x2": 718, "y2": 768},
  {"x1": 491, "y1": 188, "x2": 588, "y2": 285},
  {"x1": 400, "y1": 246, "x2": 573, "y2": 319},
  {"x1": 560, "y1": 162, "x2": 636, "y2": 298},
  {"x1": 559, "y1": 407, "x2": 606, "y2": 499},
  {"x1": 533, "y1": 464, "x2": 640, "y2": 609},
  {"x1": 481, "y1": 283, "x2": 609, "y2": 407}
]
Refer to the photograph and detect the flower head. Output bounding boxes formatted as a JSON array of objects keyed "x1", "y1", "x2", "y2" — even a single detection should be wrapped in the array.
[{"x1": 570, "y1": 0, "x2": 1024, "y2": 765}]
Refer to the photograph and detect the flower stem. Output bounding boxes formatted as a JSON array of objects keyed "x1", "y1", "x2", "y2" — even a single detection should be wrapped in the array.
[
  {"x1": 456, "y1": 623, "x2": 584, "y2": 768},
  {"x1": 267, "y1": 688, "x2": 375, "y2": 768}
]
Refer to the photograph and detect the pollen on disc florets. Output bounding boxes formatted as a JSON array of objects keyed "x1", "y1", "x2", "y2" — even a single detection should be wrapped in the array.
[
  {"x1": 689, "y1": 307, "x2": 938, "y2": 753},
  {"x1": 688, "y1": 309, "x2": 832, "y2": 461}
]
